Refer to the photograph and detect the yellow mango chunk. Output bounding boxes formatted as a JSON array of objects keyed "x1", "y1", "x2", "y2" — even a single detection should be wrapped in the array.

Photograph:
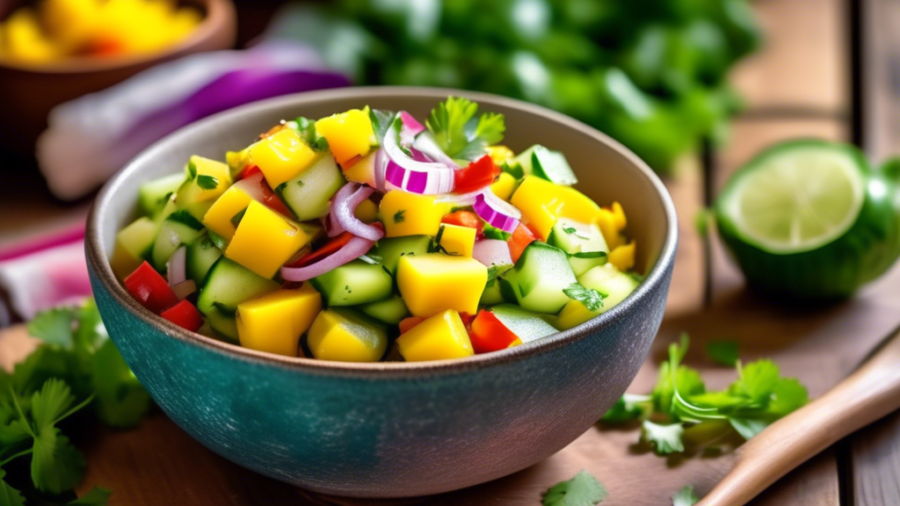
[
  {"x1": 315, "y1": 109, "x2": 375, "y2": 165},
  {"x1": 4, "y1": 9, "x2": 60, "y2": 62},
  {"x1": 395, "y1": 310, "x2": 474, "y2": 362},
  {"x1": 507, "y1": 338, "x2": 523, "y2": 348},
  {"x1": 189, "y1": 156, "x2": 232, "y2": 202},
  {"x1": 608, "y1": 241, "x2": 636, "y2": 272},
  {"x1": 396, "y1": 254, "x2": 487, "y2": 316},
  {"x1": 249, "y1": 128, "x2": 317, "y2": 188},
  {"x1": 558, "y1": 187, "x2": 603, "y2": 223},
  {"x1": 342, "y1": 149, "x2": 377, "y2": 187},
  {"x1": 236, "y1": 284, "x2": 322, "y2": 357},
  {"x1": 202, "y1": 185, "x2": 254, "y2": 241},
  {"x1": 226, "y1": 147, "x2": 251, "y2": 174},
  {"x1": 610, "y1": 202, "x2": 627, "y2": 230},
  {"x1": 511, "y1": 177, "x2": 607, "y2": 240},
  {"x1": 354, "y1": 198, "x2": 378, "y2": 223},
  {"x1": 307, "y1": 309, "x2": 387, "y2": 362},
  {"x1": 379, "y1": 191, "x2": 450, "y2": 237},
  {"x1": 438, "y1": 224, "x2": 476, "y2": 257},
  {"x1": 490, "y1": 172, "x2": 517, "y2": 201},
  {"x1": 225, "y1": 201, "x2": 313, "y2": 278},
  {"x1": 595, "y1": 209, "x2": 621, "y2": 249},
  {"x1": 486, "y1": 145, "x2": 515, "y2": 165}
]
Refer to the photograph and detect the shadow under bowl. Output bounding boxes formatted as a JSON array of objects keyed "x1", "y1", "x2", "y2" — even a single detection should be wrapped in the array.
[{"x1": 86, "y1": 87, "x2": 677, "y2": 498}]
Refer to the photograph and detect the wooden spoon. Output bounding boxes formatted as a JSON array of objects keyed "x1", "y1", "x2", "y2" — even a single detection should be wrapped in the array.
[{"x1": 698, "y1": 325, "x2": 900, "y2": 506}]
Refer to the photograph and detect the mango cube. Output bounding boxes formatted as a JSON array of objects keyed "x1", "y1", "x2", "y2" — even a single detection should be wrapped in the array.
[
  {"x1": 203, "y1": 184, "x2": 254, "y2": 241},
  {"x1": 315, "y1": 109, "x2": 375, "y2": 165},
  {"x1": 354, "y1": 198, "x2": 378, "y2": 223},
  {"x1": 110, "y1": 217, "x2": 158, "y2": 280},
  {"x1": 188, "y1": 156, "x2": 232, "y2": 202},
  {"x1": 595, "y1": 208, "x2": 623, "y2": 249},
  {"x1": 396, "y1": 254, "x2": 487, "y2": 316},
  {"x1": 395, "y1": 310, "x2": 474, "y2": 362},
  {"x1": 236, "y1": 284, "x2": 322, "y2": 357},
  {"x1": 307, "y1": 309, "x2": 387, "y2": 362},
  {"x1": 4, "y1": 9, "x2": 60, "y2": 62},
  {"x1": 225, "y1": 201, "x2": 313, "y2": 278},
  {"x1": 438, "y1": 224, "x2": 476, "y2": 257},
  {"x1": 486, "y1": 145, "x2": 515, "y2": 165},
  {"x1": 490, "y1": 172, "x2": 517, "y2": 201},
  {"x1": 249, "y1": 128, "x2": 317, "y2": 188},
  {"x1": 379, "y1": 191, "x2": 450, "y2": 237},
  {"x1": 608, "y1": 241, "x2": 636, "y2": 271},
  {"x1": 511, "y1": 177, "x2": 605, "y2": 239}
]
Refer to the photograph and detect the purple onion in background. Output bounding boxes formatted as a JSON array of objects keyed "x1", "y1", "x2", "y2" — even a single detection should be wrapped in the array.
[{"x1": 37, "y1": 42, "x2": 350, "y2": 200}]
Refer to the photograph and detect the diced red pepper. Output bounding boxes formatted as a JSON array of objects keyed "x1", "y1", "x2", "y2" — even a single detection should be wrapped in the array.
[
  {"x1": 284, "y1": 223, "x2": 383, "y2": 268},
  {"x1": 124, "y1": 261, "x2": 180, "y2": 314},
  {"x1": 238, "y1": 166, "x2": 294, "y2": 217},
  {"x1": 507, "y1": 223, "x2": 538, "y2": 264},
  {"x1": 399, "y1": 316, "x2": 427, "y2": 334},
  {"x1": 160, "y1": 300, "x2": 204, "y2": 332},
  {"x1": 469, "y1": 310, "x2": 519, "y2": 354},
  {"x1": 237, "y1": 165, "x2": 261, "y2": 181},
  {"x1": 453, "y1": 155, "x2": 499, "y2": 194},
  {"x1": 441, "y1": 210, "x2": 484, "y2": 238},
  {"x1": 458, "y1": 312, "x2": 476, "y2": 327}
]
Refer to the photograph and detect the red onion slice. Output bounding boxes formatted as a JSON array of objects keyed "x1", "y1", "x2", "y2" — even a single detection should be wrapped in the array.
[
  {"x1": 374, "y1": 148, "x2": 388, "y2": 192},
  {"x1": 436, "y1": 188, "x2": 485, "y2": 206},
  {"x1": 167, "y1": 246, "x2": 187, "y2": 286},
  {"x1": 383, "y1": 116, "x2": 456, "y2": 195},
  {"x1": 233, "y1": 172, "x2": 266, "y2": 202},
  {"x1": 399, "y1": 111, "x2": 424, "y2": 145},
  {"x1": 474, "y1": 190, "x2": 521, "y2": 233},
  {"x1": 473, "y1": 239, "x2": 513, "y2": 268},
  {"x1": 322, "y1": 213, "x2": 344, "y2": 237},
  {"x1": 172, "y1": 279, "x2": 197, "y2": 300},
  {"x1": 331, "y1": 182, "x2": 384, "y2": 241},
  {"x1": 281, "y1": 235, "x2": 375, "y2": 282}
]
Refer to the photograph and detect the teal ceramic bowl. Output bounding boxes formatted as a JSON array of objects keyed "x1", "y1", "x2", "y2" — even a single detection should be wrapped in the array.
[{"x1": 86, "y1": 87, "x2": 677, "y2": 498}]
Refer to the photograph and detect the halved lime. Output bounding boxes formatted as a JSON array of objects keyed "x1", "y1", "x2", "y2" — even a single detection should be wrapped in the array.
[{"x1": 716, "y1": 140, "x2": 900, "y2": 299}]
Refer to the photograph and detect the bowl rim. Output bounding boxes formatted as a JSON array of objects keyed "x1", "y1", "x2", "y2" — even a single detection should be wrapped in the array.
[
  {"x1": 0, "y1": 0, "x2": 235, "y2": 74},
  {"x1": 86, "y1": 86, "x2": 678, "y2": 378}
]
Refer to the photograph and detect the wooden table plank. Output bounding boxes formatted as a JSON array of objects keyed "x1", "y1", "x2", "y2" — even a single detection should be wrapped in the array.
[{"x1": 850, "y1": 414, "x2": 900, "y2": 506}]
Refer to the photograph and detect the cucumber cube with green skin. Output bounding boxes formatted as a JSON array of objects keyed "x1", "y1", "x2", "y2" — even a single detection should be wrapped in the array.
[
  {"x1": 577, "y1": 264, "x2": 639, "y2": 310},
  {"x1": 515, "y1": 145, "x2": 578, "y2": 185},
  {"x1": 360, "y1": 295, "x2": 410, "y2": 324},
  {"x1": 490, "y1": 304, "x2": 558, "y2": 343},
  {"x1": 186, "y1": 233, "x2": 223, "y2": 286},
  {"x1": 150, "y1": 211, "x2": 204, "y2": 272},
  {"x1": 375, "y1": 235, "x2": 433, "y2": 274},
  {"x1": 197, "y1": 258, "x2": 281, "y2": 339},
  {"x1": 175, "y1": 178, "x2": 214, "y2": 222},
  {"x1": 309, "y1": 260, "x2": 393, "y2": 306},
  {"x1": 116, "y1": 217, "x2": 158, "y2": 260},
  {"x1": 548, "y1": 217, "x2": 609, "y2": 276},
  {"x1": 480, "y1": 257, "x2": 515, "y2": 306},
  {"x1": 139, "y1": 173, "x2": 186, "y2": 218},
  {"x1": 499, "y1": 241, "x2": 577, "y2": 314},
  {"x1": 277, "y1": 154, "x2": 346, "y2": 221}
]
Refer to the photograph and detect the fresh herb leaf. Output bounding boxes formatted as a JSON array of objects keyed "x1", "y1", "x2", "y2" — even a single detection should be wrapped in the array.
[
  {"x1": 27, "y1": 308, "x2": 77, "y2": 350},
  {"x1": 706, "y1": 341, "x2": 739, "y2": 367},
  {"x1": 694, "y1": 208, "x2": 712, "y2": 238},
  {"x1": 0, "y1": 470, "x2": 25, "y2": 506},
  {"x1": 642, "y1": 420, "x2": 684, "y2": 455},
  {"x1": 563, "y1": 227, "x2": 577, "y2": 234},
  {"x1": 369, "y1": 108, "x2": 395, "y2": 143},
  {"x1": 543, "y1": 470, "x2": 607, "y2": 506},
  {"x1": 473, "y1": 112, "x2": 506, "y2": 146},
  {"x1": 393, "y1": 210, "x2": 406, "y2": 223},
  {"x1": 207, "y1": 231, "x2": 228, "y2": 250},
  {"x1": 69, "y1": 486, "x2": 112, "y2": 505},
  {"x1": 196, "y1": 175, "x2": 219, "y2": 190},
  {"x1": 91, "y1": 340, "x2": 152, "y2": 429},
  {"x1": 426, "y1": 97, "x2": 505, "y2": 159},
  {"x1": 230, "y1": 208, "x2": 247, "y2": 228},
  {"x1": 31, "y1": 427, "x2": 85, "y2": 494},
  {"x1": 563, "y1": 283, "x2": 606, "y2": 311},
  {"x1": 600, "y1": 394, "x2": 651, "y2": 423},
  {"x1": 728, "y1": 417, "x2": 769, "y2": 439},
  {"x1": 292, "y1": 116, "x2": 330, "y2": 151},
  {"x1": 731, "y1": 359, "x2": 780, "y2": 403},
  {"x1": 671, "y1": 485, "x2": 699, "y2": 506},
  {"x1": 166, "y1": 210, "x2": 203, "y2": 230},
  {"x1": 187, "y1": 161, "x2": 197, "y2": 180}
]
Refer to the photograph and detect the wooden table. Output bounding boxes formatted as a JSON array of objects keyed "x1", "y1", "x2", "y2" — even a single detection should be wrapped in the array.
[{"x1": 3, "y1": 0, "x2": 900, "y2": 504}]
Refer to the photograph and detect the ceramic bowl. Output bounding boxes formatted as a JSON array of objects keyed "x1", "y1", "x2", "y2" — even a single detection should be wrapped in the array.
[
  {"x1": 86, "y1": 87, "x2": 677, "y2": 498},
  {"x1": 0, "y1": 0, "x2": 236, "y2": 158}
]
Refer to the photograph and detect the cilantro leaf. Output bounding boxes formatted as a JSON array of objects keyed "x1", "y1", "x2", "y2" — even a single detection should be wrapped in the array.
[
  {"x1": 292, "y1": 117, "x2": 329, "y2": 151},
  {"x1": 705, "y1": 341, "x2": 739, "y2": 367},
  {"x1": 483, "y1": 223, "x2": 511, "y2": 241},
  {"x1": 0, "y1": 470, "x2": 25, "y2": 506},
  {"x1": 426, "y1": 97, "x2": 506, "y2": 159},
  {"x1": 27, "y1": 307, "x2": 77, "y2": 350},
  {"x1": 563, "y1": 283, "x2": 606, "y2": 311},
  {"x1": 473, "y1": 112, "x2": 506, "y2": 146},
  {"x1": 730, "y1": 359, "x2": 780, "y2": 403},
  {"x1": 196, "y1": 175, "x2": 219, "y2": 190},
  {"x1": 563, "y1": 227, "x2": 578, "y2": 234},
  {"x1": 30, "y1": 378, "x2": 75, "y2": 430},
  {"x1": 31, "y1": 428, "x2": 85, "y2": 494},
  {"x1": 728, "y1": 417, "x2": 770, "y2": 440},
  {"x1": 393, "y1": 210, "x2": 406, "y2": 223},
  {"x1": 642, "y1": 420, "x2": 684, "y2": 455},
  {"x1": 543, "y1": 470, "x2": 607, "y2": 506},
  {"x1": 601, "y1": 394, "x2": 651, "y2": 423},
  {"x1": 671, "y1": 485, "x2": 699, "y2": 506},
  {"x1": 69, "y1": 486, "x2": 112, "y2": 505},
  {"x1": 766, "y1": 378, "x2": 808, "y2": 417},
  {"x1": 187, "y1": 161, "x2": 197, "y2": 180},
  {"x1": 91, "y1": 340, "x2": 152, "y2": 429}
]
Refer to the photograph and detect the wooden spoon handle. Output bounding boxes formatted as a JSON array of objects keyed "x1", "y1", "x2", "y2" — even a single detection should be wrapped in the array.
[{"x1": 697, "y1": 326, "x2": 900, "y2": 506}]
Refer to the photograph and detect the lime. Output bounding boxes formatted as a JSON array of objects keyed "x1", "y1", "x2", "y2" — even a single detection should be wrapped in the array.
[{"x1": 716, "y1": 140, "x2": 900, "y2": 299}]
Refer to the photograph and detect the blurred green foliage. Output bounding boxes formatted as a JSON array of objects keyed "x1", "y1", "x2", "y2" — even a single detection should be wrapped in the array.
[{"x1": 276, "y1": 0, "x2": 761, "y2": 173}]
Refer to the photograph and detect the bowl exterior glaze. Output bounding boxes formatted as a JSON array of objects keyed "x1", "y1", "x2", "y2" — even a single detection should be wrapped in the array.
[{"x1": 87, "y1": 88, "x2": 676, "y2": 498}]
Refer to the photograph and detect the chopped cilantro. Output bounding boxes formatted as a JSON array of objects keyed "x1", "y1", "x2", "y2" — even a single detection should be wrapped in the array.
[
  {"x1": 230, "y1": 208, "x2": 247, "y2": 227},
  {"x1": 426, "y1": 96, "x2": 506, "y2": 160},
  {"x1": 393, "y1": 210, "x2": 406, "y2": 223},
  {"x1": 196, "y1": 174, "x2": 219, "y2": 190},
  {"x1": 543, "y1": 470, "x2": 607, "y2": 506},
  {"x1": 641, "y1": 420, "x2": 685, "y2": 455},
  {"x1": 292, "y1": 116, "x2": 329, "y2": 152},
  {"x1": 563, "y1": 283, "x2": 606, "y2": 311},
  {"x1": 70, "y1": 486, "x2": 113, "y2": 505},
  {"x1": 706, "y1": 341, "x2": 739, "y2": 367},
  {"x1": 483, "y1": 223, "x2": 511, "y2": 241},
  {"x1": 187, "y1": 161, "x2": 197, "y2": 180},
  {"x1": 563, "y1": 227, "x2": 578, "y2": 234},
  {"x1": 207, "y1": 230, "x2": 228, "y2": 250},
  {"x1": 297, "y1": 180, "x2": 305, "y2": 187},
  {"x1": 369, "y1": 108, "x2": 395, "y2": 143}
]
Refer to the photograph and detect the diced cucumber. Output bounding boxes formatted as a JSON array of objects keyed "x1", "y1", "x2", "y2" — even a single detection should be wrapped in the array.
[
  {"x1": 204, "y1": 305, "x2": 239, "y2": 342},
  {"x1": 480, "y1": 282, "x2": 505, "y2": 306},
  {"x1": 116, "y1": 217, "x2": 158, "y2": 259},
  {"x1": 375, "y1": 235, "x2": 433, "y2": 274},
  {"x1": 277, "y1": 154, "x2": 346, "y2": 221},
  {"x1": 515, "y1": 145, "x2": 577, "y2": 185},
  {"x1": 154, "y1": 195, "x2": 177, "y2": 223},
  {"x1": 578, "y1": 264, "x2": 640, "y2": 310},
  {"x1": 515, "y1": 145, "x2": 539, "y2": 175},
  {"x1": 548, "y1": 217, "x2": 609, "y2": 276},
  {"x1": 139, "y1": 173, "x2": 186, "y2": 218},
  {"x1": 186, "y1": 233, "x2": 223, "y2": 286},
  {"x1": 491, "y1": 304, "x2": 558, "y2": 343},
  {"x1": 499, "y1": 241, "x2": 576, "y2": 314},
  {"x1": 150, "y1": 211, "x2": 204, "y2": 272},
  {"x1": 175, "y1": 178, "x2": 214, "y2": 222},
  {"x1": 359, "y1": 295, "x2": 410, "y2": 324},
  {"x1": 309, "y1": 260, "x2": 393, "y2": 306},
  {"x1": 197, "y1": 258, "x2": 280, "y2": 315}
]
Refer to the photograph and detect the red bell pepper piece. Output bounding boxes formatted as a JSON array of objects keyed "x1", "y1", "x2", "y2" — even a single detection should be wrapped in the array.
[
  {"x1": 237, "y1": 166, "x2": 294, "y2": 218},
  {"x1": 441, "y1": 210, "x2": 484, "y2": 237},
  {"x1": 453, "y1": 155, "x2": 499, "y2": 194},
  {"x1": 507, "y1": 223, "x2": 538, "y2": 264},
  {"x1": 285, "y1": 223, "x2": 383, "y2": 268},
  {"x1": 399, "y1": 316, "x2": 427, "y2": 334},
  {"x1": 124, "y1": 261, "x2": 180, "y2": 314},
  {"x1": 469, "y1": 309, "x2": 519, "y2": 354},
  {"x1": 160, "y1": 300, "x2": 204, "y2": 332},
  {"x1": 237, "y1": 165, "x2": 261, "y2": 181}
]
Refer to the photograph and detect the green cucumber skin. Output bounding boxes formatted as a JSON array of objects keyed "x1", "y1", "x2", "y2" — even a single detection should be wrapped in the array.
[
  {"x1": 277, "y1": 155, "x2": 346, "y2": 221},
  {"x1": 309, "y1": 260, "x2": 393, "y2": 307},
  {"x1": 139, "y1": 173, "x2": 186, "y2": 218},
  {"x1": 359, "y1": 296, "x2": 410, "y2": 325},
  {"x1": 716, "y1": 141, "x2": 900, "y2": 299},
  {"x1": 186, "y1": 234, "x2": 223, "y2": 286}
]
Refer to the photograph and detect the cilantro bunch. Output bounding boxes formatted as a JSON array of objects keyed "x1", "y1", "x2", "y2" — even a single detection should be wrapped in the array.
[
  {"x1": 602, "y1": 334, "x2": 808, "y2": 456},
  {"x1": 1, "y1": 299, "x2": 152, "y2": 505}
]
